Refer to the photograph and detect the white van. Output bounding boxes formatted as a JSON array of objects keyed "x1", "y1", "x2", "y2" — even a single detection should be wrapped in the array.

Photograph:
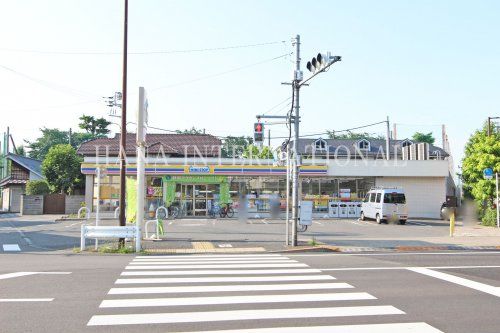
[{"x1": 360, "y1": 187, "x2": 408, "y2": 224}]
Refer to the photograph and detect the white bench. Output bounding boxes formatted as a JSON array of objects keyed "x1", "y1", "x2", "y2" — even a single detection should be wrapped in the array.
[{"x1": 80, "y1": 225, "x2": 136, "y2": 251}]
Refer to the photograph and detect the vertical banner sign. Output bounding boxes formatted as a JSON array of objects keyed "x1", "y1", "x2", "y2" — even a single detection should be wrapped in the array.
[{"x1": 136, "y1": 87, "x2": 148, "y2": 252}]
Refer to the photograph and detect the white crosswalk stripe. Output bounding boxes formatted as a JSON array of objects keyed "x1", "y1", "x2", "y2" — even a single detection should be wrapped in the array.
[{"x1": 88, "y1": 254, "x2": 444, "y2": 332}]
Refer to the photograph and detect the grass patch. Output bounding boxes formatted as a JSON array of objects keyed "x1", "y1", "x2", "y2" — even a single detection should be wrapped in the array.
[
  {"x1": 98, "y1": 245, "x2": 136, "y2": 254},
  {"x1": 308, "y1": 237, "x2": 319, "y2": 246}
]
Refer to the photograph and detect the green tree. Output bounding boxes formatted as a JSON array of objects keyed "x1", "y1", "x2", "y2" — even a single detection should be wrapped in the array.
[
  {"x1": 26, "y1": 128, "x2": 69, "y2": 160},
  {"x1": 26, "y1": 128, "x2": 95, "y2": 160},
  {"x1": 16, "y1": 145, "x2": 26, "y2": 157},
  {"x1": 242, "y1": 144, "x2": 274, "y2": 159},
  {"x1": 42, "y1": 144, "x2": 83, "y2": 194},
  {"x1": 461, "y1": 124, "x2": 500, "y2": 224},
  {"x1": 326, "y1": 131, "x2": 384, "y2": 140},
  {"x1": 221, "y1": 136, "x2": 253, "y2": 158},
  {"x1": 412, "y1": 132, "x2": 435, "y2": 144},
  {"x1": 78, "y1": 114, "x2": 111, "y2": 136},
  {"x1": 25, "y1": 180, "x2": 50, "y2": 195}
]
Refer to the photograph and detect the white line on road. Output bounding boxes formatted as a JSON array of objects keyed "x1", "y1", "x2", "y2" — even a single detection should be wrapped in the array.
[
  {"x1": 285, "y1": 251, "x2": 500, "y2": 257},
  {"x1": 407, "y1": 267, "x2": 500, "y2": 298},
  {"x1": 100, "y1": 292, "x2": 376, "y2": 308},
  {"x1": 0, "y1": 271, "x2": 72, "y2": 280},
  {"x1": 2, "y1": 244, "x2": 21, "y2": 251},
  {"x1": 125, "y1": 263, "x2": 308, "y2": 270},
  {"x1": 166, "y1": 322, "x2": 443, "y2": 333},
  {"x1": 121, "y1": 268, "x2": 322, "y2": 276},
  {"x1": 64, "y1": 221, "x2": 83, "y2": 228},
  {"x1": 321, "y1": 265, "x2": 500, "y2": 271},
  {"x1": 129, "y1": 259, "x2": 297, "y2": 265},
  {"x1": 115, "y1": 275, "x2": 335, "y2": 284},
  {"x1": 87, "y1": 306, "x2": 404, "y2": 326},
  {"x1": 135, "y1": 254, "x2": 282, "y2": 258},
  {"x1": 108, "y1": 282, "x2": 354, "y2": 295},
  {"x1": 0, "y1": 298, "x2": 54, "y2": 302}
]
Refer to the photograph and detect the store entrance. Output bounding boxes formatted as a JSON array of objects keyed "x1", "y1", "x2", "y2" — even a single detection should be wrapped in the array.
[{"x1": 181, "y1": 184, "x2": 213, "y2": 216}]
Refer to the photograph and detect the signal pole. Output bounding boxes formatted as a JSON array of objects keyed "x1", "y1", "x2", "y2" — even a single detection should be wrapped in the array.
[
  {"x1": 291, "y1": 35, "x2": 301, "y2": 246},
  {"x1": 256, "y1": 35, "x2": 341, "y2": 247}
]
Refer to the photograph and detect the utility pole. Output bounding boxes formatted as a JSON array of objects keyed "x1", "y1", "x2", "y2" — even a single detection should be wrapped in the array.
[
  {"x1": 118, "y1": 0, "x2": 128, "y2": 247},
  {"x1": 386, "y1": 116, "x2": 390, "y2": 160},
  {"x1": 69, "y1": 128, "x2": 72, "y2": 146},
  {"x1": 256, "y1": 35, "x2": 341, "y2": 247},
  {"x1": 268, "y1": 129, "x2": 271, "y2": 147},
  {"x1": 291, "y1": 34, "x2": 301, "y2": 246}
]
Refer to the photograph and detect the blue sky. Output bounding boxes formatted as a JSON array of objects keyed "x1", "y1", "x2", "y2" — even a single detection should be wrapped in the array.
[{"x1": 1, "y1": 0, "x2": 499, "y2": 164}]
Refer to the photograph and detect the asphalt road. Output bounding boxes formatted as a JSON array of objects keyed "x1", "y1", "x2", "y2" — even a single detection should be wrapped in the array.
[
  {"x1": 1, "y1": 251, "x2": 500, "y2": 332},
  {"x1": 1, "y1": 213, "x2": 495, "y2": 253}
]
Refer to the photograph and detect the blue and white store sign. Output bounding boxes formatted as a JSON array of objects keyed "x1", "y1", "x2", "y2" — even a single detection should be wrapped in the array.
[{"x1": 188, "y1": 166, "x2": 211, "y2": 174}]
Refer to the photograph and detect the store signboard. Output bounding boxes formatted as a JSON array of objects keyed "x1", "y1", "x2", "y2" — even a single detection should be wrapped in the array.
[
  {"x1": 299, "y1": 201, "x2": 313, "y2": 226},
  {"x1": 188, "y1": 166, "x2": 210, "y2": 174},
  {"x1": 340, "y1": 188, "x2": 351, "y2": 201}
]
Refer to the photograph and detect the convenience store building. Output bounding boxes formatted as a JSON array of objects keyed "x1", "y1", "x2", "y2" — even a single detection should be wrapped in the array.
[{"x1": 78, "y1": 134, "x2": 455, "y2": 219}]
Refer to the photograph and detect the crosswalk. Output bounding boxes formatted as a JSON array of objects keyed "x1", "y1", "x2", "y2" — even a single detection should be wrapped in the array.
[{"x1": 88, "y1": 254, "x2": 444, "y2": 332}]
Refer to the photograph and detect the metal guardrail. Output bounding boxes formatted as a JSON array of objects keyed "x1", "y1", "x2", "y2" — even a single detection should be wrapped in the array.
[
  {"x1": 144, "y1": 206, "x2": 168, "y2": 240},
  {"x1": 77, "y1": 207, "x2": 90, "y2": 219},
  {"x1": 80, "y1": 225, "x2": 136, "y2": 251}
]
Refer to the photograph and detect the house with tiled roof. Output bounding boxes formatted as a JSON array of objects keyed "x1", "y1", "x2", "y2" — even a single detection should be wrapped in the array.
[{"x1": 0, "y1": 154, "x2": 43, "y2": 212}]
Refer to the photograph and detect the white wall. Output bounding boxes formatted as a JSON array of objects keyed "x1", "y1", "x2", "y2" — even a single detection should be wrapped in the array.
[
  {"x1": 326, "y1": 159, "x2": 449, "y2": 177},
  {"x1": 375, "y1": 177, "x2": 446, "y2": 219}
]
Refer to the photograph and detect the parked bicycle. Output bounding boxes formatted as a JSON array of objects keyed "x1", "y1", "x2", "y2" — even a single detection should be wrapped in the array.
[
  {"x1": 209, "y1": 203, "x2": 221, "y2": 218},
  {"x1": 219, "y1": 203, "x2": 234, "y2": 218}
]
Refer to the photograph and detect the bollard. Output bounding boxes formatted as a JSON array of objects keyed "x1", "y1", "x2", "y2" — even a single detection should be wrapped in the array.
[{"x1": 449, "y1": 210, "x2": 455, "y2": 237}]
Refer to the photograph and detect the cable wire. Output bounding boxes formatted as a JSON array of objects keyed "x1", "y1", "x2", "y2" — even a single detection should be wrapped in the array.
[{"x1": 0, "y1": 40, "x2": 286, "y2": 56}]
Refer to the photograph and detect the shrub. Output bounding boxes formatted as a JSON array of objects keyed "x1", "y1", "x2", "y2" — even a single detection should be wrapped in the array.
[
  {"x1": 25, "y1": 180, "x2": 50, "y2": 195},
  {"x1": 481, "y1": 207, "x2": 498, "y2": 227}
]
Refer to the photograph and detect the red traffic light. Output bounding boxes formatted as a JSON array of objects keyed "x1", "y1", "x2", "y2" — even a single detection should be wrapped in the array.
[{"x1": 254, "y1": 123, "x2": 263, "y2": 133}]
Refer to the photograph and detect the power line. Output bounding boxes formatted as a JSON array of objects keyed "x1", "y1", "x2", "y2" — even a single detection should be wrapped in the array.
[
  {"x1": 260, "y1": 96, "x2": 293, "y2": 116},
  {"x1": 149, "y1": 53, "x2": 291, "y2": 92},
  {"x1": 0, "y1": 40, "x2": 286, "y2": 56},
  {"x1": 140, "y1": 119, "x2": 388, "y2": 141},
  {"x1": 0, "y1": 64, "x2": 101, "y2": 98}
]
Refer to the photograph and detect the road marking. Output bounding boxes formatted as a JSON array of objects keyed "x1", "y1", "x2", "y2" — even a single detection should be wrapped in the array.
[
  {"x1": 407, "y1": 221, "x2": 431, "y2": 227},
  {"x1": 135, "y1": 254, "x2": 282, "y2": 258},
  {"x1": 108, "y1": 282, "x2": 354, "y2": 295},
  {"x1": 0, "y1": 298, "x2": 54, "y2": 302},
  {"x1": 100, "y1": 292, "x2": 376, "y2": 308},
  {"x1": 407, "y1": 267, "x2": 500, "y2": 298},
  {"x1": 0, "y1": 271, "x2": 72, "y2": 280},
  {"x1": 165, "y1": 322, "x2": 443, "y2": 333},
  {"x1": 322, "y1": 265, "x2": 500, "y2": 271},
  {"x1": 132, "y1": 256, "x2": 287, "y2": 262},
  {"x1": 3, "y1": 244, "x2": 21, "y2": 251},
  {"x1": 129, "y1": 259, "x2": 297, "y2": 265},
  {"x1": 121, "y1": 268, "x2": 323, "y2": 276},
  {"x1": 285, "y1": 251, "x2": 500, "y2": 257},
  {"x1": 115, "y1": 275, "x2": 335, "y2": 284},
  {"x1": 218, "y1": 244, "x2": 233, "y2": 248},
  {"x1": 88, "y1": 305, "x2": 404, "y2": 326},
  {"x1": 126, "y1": 263, "x2": 308, "y2": 270}
]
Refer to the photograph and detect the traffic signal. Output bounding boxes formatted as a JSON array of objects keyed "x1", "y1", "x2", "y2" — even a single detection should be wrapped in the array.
[
  {"x1": 254, "y1": 122, "x2": 264, "y2": 142},
  {"x1": 306, "y1": 52, "x2": 341, "y2": 73}
]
